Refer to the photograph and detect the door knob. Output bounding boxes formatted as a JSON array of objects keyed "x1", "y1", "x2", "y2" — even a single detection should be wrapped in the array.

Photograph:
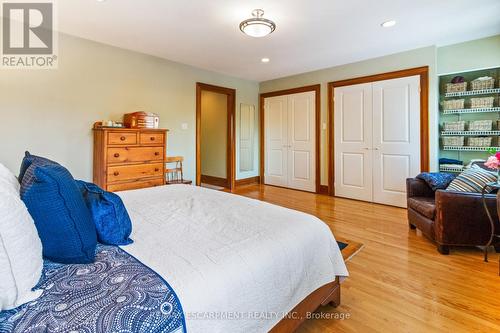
[{"x1": 362, "y1": 147, "x2": 369, "y2": 150}]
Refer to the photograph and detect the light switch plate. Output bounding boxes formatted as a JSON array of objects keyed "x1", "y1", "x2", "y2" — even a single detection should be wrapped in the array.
[
  {"x1": 322, "y1": 122, "x2": 327, "y2": 130},
  {"x1": 181, "y1": 123, "x2": 188, "y2": 130}
]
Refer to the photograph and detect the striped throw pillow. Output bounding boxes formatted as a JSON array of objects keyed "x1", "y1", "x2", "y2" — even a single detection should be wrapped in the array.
[{"x1": 446, "y1": 167, "x2": 497, "y2": 193}]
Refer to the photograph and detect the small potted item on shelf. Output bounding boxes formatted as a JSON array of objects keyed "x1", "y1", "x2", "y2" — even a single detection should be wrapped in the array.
[
  {"x1": 470, "y1": 96, "x2": 495, "y2": 109},
  {"x1": 442, "y1": 136, "x2": 465, "y2": 146},
  {"x1": 443, "y1": 99, "x2": 465, "y2": 110},
  {"x1": 470, "y1": 76, "x2": 495, "y2": 91},
  {"x1": 468, "y1": 137, "x2": 493, "y2": 147},
  {"x1": 469, "y1": 119, "x2": 493, "y2": 131},
  {"x1": 443, "y1": 120, "x2": 466, "y2": 131},
  {"x1": 445, "y1": 76, "x2": 467, "y2": 93}
]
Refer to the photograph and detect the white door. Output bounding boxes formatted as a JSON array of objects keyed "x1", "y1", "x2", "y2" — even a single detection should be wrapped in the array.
[
  {"x1": 239, "y1": 104, "x2": 255, "y2": 172},
  {"x1": 287, "y1": 91, "x2": 316, "y2": 192},
  {"x1": 264, "y1": 96, "x2": 288, "y2": 187},
  {"x1": 372, "y1": 75, "x2": 420, "y2": 207},
  {"x1": 334, "y1": 83, "x2": 373, "y2": 202},
  {"x1": 264, "y1": 91, "x2": 316, "y2": 192}
]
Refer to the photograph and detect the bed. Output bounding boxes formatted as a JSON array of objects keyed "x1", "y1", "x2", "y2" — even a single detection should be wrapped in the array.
[
  {"x1": 119, "y1": 185, "x2": 348, "y2": 332},
  {"x1": 1, "y1": 184, "x2": 348, "y2": 333}
]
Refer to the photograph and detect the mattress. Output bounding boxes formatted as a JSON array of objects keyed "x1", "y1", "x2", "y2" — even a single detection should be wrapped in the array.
[{"x1": 118, "y1": 185, "x2": 348, "y2": 333}]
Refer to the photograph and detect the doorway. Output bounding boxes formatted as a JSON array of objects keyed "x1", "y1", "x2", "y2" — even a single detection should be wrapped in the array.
[
  {"x1": 196, "y1": 82, "x2": 236, "y2": 190},
  {"x1": 260, "y1": 85, "x2": 321, "y2": 193}
]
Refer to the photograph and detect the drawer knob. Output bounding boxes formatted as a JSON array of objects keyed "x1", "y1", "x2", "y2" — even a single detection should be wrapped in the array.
[
  {"x1": 155, "y1": 168, "x2": 160, "y2": 172},
  {"x1": 114, "y1": 153, "x2": 120, "y2": 158},
  {"x1": 120, "y1": 136, "x2": 126, "y2": 141},
  {"x1": 113, "y1": 171, "x2": 119, "y2": 176},
  {"x1": 150, "y1": 137, "x2": 155, "y2": 141},
  {"x1": 154, "y1": 152, "x2": 160, "y2": 156}
]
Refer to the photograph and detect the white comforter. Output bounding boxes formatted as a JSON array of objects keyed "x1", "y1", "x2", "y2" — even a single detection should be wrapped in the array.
[{"x1": 118, "y1": 185, "x2": 348, "y2": 333}]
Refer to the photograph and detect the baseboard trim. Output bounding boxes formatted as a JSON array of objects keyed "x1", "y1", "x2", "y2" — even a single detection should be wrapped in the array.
[
  {"x1": 200, "y1": 175, "x2": 229, "y2": 188},
  {"x1": 235, "y1": 176, "x2": 261, "y2": 187},
  {"x1": 319, "y1": 185, "x2": 329, "y2": 195}
]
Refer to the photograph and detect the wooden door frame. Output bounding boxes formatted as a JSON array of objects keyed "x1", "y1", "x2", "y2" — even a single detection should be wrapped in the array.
[
  {"x1": 259, "y1": 84, "x2": 321, "y2": 193},
  {"x1": 327, "y1": 66, "x2": 430, "y2": 196},
  {"x1": 196, "y1": 82, "x2": 236, "y2": 189}
]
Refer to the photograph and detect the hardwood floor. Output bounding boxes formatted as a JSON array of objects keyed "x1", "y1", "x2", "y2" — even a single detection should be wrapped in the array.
[{"x1": 232, "y1": 184, "x2": 500, "y2": 333}]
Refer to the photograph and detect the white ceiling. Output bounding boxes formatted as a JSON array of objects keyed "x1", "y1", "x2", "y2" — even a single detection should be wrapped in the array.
[{"x1": 55, "y1": 0, "x2": 500, "y2": 81}]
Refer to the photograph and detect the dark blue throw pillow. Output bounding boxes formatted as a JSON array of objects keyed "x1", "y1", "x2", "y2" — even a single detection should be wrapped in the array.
[
  {"x1": 76, "y1": 181, "x2": 133, "y2": 246},
  {"x1": 21, "y1": 164, "x2": 97, "y2": 264},
  {"x1": 18, "y1": 151, "x2": 59, "y2": 184},
  {"x1": 416, "y1": 172, "x2": 457, "y2": 191}
]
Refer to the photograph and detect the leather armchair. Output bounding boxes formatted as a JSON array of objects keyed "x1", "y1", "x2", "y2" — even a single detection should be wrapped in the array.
[{"x1": 406, "y1": 178, "x2": 500, "y2": 254}]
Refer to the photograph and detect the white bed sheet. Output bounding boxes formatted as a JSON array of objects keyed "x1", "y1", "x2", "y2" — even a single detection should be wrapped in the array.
[{"x1": 118, "y1": 185, "x2": 348, "y2": 333}]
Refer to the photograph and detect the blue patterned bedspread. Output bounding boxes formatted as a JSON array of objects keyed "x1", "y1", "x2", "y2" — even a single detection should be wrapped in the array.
[{"x1": 0, "y1": 245, "x2": 186, "y2": 333}]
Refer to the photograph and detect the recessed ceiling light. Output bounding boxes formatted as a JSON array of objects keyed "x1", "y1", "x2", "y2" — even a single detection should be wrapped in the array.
[
  {"x1": 240, "y1": 9, "x2": 276, "y2": 38},
  {"x1": 261, "y1": 58, "x2": 270, "y2": 63},
  {"x1": 381, "y1": 20, "x2": 396, "y2": 28}
]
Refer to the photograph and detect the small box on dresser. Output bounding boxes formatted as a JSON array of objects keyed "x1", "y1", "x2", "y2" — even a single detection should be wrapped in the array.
[{"x1": 93, "y1": 127, "x2": 168, "y2": 192}]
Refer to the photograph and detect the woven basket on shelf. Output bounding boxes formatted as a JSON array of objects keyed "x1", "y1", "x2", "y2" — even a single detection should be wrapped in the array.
[
  {"x1": 445, "y1": 82, "x2": 467, "y2": 93},
  {"x1": 442, "y1": 136, "x2": 464, "y2": 146},
  {"x1": 469, "y1": 120, "x2": 493, "y2": 131},
  {"x1": 471, "y1": 78, "x2": 495, "y2": 91},
  {"x1": 470, "y1": 97, "x2": 494, "y2": 109},
  {"x1": 468, "y1": 137, "x2": 493, "y2": 147},
  {"x1": 443, "y1": 99, "x2": 465, "y2": 110},
  {"x1": 443, "y1": 121, "x2": 466, "y2": 132}
]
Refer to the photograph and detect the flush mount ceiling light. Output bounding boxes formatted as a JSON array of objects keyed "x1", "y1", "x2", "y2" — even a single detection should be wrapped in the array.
[
  {"x1": 381, "y1": 20, "x2": 396, "y2": 28},
  {"x1": 240, "y1": 9, "x2": 276, "y2": 37}
]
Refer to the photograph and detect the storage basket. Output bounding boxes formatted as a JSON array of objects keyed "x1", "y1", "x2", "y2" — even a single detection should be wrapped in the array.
[
  {"x1": 469, "y1": 120, "x2": 493, "y2": 131},
  {"x1": 442, "y1": 136, "x2": 464, "y2": 146},
  {"x1": 445, "y1": 82, "x2": 467, "y2": 93},
  {"x1": 471, "y1": 78, "x2": 495, "y2": 91},
  {"x1": 470, "y1": 97, "x2": 494, "y2": 109},
  {"x1": 443, "y1": 99, "x2": 465, "y2": 110},
  {"x1": 468, "y1": 137, "x2": 493, "y2": 147},
  {"x1": 443, "y1": 121, "x2": 466, "y2": 132}
]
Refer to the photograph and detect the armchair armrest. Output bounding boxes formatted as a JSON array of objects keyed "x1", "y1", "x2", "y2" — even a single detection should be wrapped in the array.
[
  {"x1": 406, "y1": 178, "x2": 434, "y2": 199},
  {"x1": 434, "y1": 190, "x2": 499, "y2": 245}
]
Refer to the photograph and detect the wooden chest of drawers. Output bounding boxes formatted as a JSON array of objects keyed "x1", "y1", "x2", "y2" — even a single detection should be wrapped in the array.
[{"x1": 93, "y1": 127, "x2": 168, "y2": 192}]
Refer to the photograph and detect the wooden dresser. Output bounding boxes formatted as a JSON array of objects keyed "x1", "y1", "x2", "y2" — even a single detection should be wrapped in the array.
[{"x1": 93, "y1": 127, "x2": 168, "y2": 192}]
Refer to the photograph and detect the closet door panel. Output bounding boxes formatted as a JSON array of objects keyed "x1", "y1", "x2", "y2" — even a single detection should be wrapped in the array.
[
  {"x1": 264, "y1": 96, "x2": 288, "y2": 187},
  {"x1": 287, "y1": 91, "x2": 316, "y2": 192},
  {"x1": 372, "y1": 75, "x2": 420, "y2": 207},
  {"x1": 334, "y1": 83, "x2": 373, "y2": 201}
]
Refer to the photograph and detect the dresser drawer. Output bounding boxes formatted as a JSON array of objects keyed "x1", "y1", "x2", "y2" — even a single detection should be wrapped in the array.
[
  {"x1": 140, "y1": 132, "x2": 164, "y2": 145},
  {"x1": 107, "y1": 147, "x2": 164, "y2": 164},
  {"x1": 108, "y1": 132, "x2": 137, "y2": 145},
  {"x1": 107, "y1": 178, "x2": 164, "y2": 192},
  {"x1": 107, "y1": 163, "x2": 163, "y2": 182}
]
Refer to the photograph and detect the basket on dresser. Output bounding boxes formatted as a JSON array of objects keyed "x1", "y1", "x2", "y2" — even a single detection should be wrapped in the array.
[
  {"x1": 471, "y1": 96, "x2": 495, "y2": 109},
  {"x1": 443, "y1": 120, "x2": 466, "y2": 132},
  {"x1": 442, "y1": 136, "x2": 464, "y2": 147},
  {"x1": 468, "y1": 137, "x2": 493, "y2": 147},
  {"x1": 471, "y1": 78, "x2": 495, "y2": 91},
  {"x1": 443, "y1": 99, "x2": 465, "y2": 110},
  {"x1": 469, "y1": 120, "x2": 493, "y2": 131}
]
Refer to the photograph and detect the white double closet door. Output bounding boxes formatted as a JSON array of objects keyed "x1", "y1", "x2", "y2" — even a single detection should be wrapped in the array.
[
  {"x1": 334, "y1": 75, "x2": 421, "y2": 207},
  {"x1": 264, "y1": 91, "x2": 316, "y2": 192}
]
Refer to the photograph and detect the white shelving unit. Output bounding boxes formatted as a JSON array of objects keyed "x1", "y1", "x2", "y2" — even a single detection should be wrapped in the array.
[
  {"x1": 439, "y1": 67, "x2": 500, "y2": 173},
  {"x1": 441, "y1": 130, "x2": 500, "y2": 136},
  {"x1": 442, "y1": 146, "x2": 500, "y2": 151}
]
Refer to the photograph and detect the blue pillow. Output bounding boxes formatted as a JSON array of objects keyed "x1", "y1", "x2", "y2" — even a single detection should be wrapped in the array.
[
  {"x1": 18, "y1": 151, "x2": 59, "y2": 183},
  {"x1": 21, "y1": 164, "x2": 97, "y2": 264},
  {"x1": 76, "y1": 181, "x2": 133, "y2": 246},
  {"x1": 416, "y1": 172, "x2": 457, "y2": 191}
]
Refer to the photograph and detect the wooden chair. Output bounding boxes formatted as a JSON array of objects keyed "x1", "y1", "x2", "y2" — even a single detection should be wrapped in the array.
[{"x1": 165, "y1": 156, "x2": 192, "y2": 185}]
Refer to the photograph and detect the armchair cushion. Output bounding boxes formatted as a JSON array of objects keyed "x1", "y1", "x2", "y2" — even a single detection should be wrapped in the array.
[
  {"x1": 416, "y1": 172, "x2": 456, "y2": 191},
  {"x1": 446, "y1": 167, "x2": 497, "y2": 193},
  {"x1": 408, "y1": 197, "x2": 436, "y2": 220}
]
